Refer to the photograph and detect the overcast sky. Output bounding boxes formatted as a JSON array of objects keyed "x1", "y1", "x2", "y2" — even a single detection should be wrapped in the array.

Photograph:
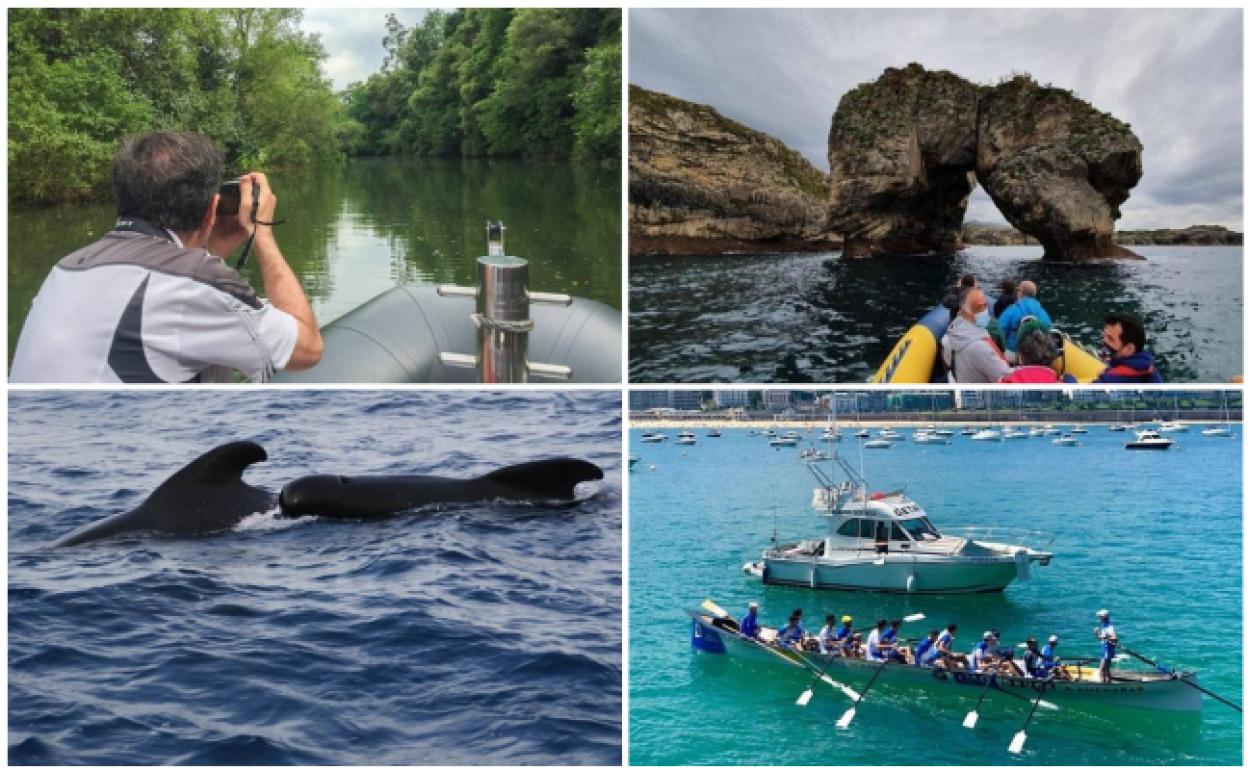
[
  {"x1": 300, "y1": 8, "x2": 431, "y2": 90},
  {"x1": 630, "y1": 8, "x2": 1243, "y2": 229}
]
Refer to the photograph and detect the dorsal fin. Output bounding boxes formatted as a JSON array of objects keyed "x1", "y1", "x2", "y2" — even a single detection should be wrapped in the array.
[
  {"x1": 480, "y1": 458, "x2": 603, "y2": 501},
  {"x1": 153, "y1": 441, "x2": 268, "y2": 492}
]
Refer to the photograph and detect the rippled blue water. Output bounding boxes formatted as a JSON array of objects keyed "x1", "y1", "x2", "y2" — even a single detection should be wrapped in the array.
[
  {"x1": 629, "y1": 424, "x2": 1242, "y2": 764},
  {"x1": 629, "y1": 245, "x2": 1243, "y2": 383},
  {"x1": 9, "y1": 391, "x2": 621, "y2": 765}
]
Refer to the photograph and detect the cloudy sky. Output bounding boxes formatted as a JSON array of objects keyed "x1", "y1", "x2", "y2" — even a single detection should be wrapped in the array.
[
  {"x1": 300, "y1": 8, "x2": 431, "y2": 90},
  {"x1": 630, "y1": 8, "x2": 1243, "y2": 229}
]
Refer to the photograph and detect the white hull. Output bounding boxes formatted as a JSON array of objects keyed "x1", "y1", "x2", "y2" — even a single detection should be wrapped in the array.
[{"x1": 758, "y1": 554, "x2": 1025, "y2": 593}]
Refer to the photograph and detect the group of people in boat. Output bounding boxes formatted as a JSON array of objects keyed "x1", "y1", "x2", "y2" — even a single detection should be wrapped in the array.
[
  {"x1": 940, "y1": 274, "x2": 1163, "y2": 384},
  {"x1": 739, "y1": 603, "x2": 1121, "y2": 682}
]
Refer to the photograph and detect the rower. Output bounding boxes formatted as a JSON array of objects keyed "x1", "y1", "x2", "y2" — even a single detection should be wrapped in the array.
[
  {"x1": 739, "y1": 602, "x2": 760, "y2": 638},
  {"x1": 834, "y1": 615, "x2": 854, "y2": 654},
  {"x1": 882, "y1": 619, "x2": 906, "y2": 662},
  {"x1": 846, "y1": 632, "x2": 864, "y2": 658},
  {"x1": 1022, "y1": 637, "x2": 1043, "y2": 677},
  {"x1": 1039, "y1": 634, "x2": 1060, "y2": 679},
  {"x1": 1094, "y1": 609, "x2": 1118, "y2": 682},
  {"x1": 817, "y1": 613, "x2": 838, "y2": 655},
  {"x1": 968, "y1": 631, "x2": 995, "y2": 671},
  {"x1": 865, "y1": 619, "x2": 889, "y2": 662},
  {"x1": 777, "y1": 612, "x2": 805, "y2": 649},
  {"x1": 913, "y1": 629, "x2": 941, "y2": 667},
  {"x1": 936, "y1": 623, "x2": 968, "y2": 669}
]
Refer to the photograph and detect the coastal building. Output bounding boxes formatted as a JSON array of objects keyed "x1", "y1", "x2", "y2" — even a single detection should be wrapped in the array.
[{"x1": 713, "y1": 390, "x2": 750, "y2": 408}]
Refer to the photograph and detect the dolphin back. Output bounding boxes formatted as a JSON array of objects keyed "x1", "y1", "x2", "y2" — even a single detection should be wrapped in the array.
[{"x1": 53, "y1": 441, "x2": 275, "y2": 547}]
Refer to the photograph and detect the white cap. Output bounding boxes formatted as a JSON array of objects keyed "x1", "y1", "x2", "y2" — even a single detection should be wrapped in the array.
[
  {"x1": 1049, "y1": 635, "x2": 1059, "y2": 643},
  {"x1": 983, "y1": 631, "x2": 993, "y2": 639},
  {"x1": 1096, "y1": 609, "x2": 1110, "y2": 618},
  {"x1": 748, "y1": 602, "x2": 759, "y2": 609}
]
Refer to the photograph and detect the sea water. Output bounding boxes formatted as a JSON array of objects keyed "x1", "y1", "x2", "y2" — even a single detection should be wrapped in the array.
[
  {"x1": 628, "y1": 426, "x2": 1242, "y2": 764},
  {"x1": 8, "y1": 391, "x2": 622, "y2": 765},
  {"x1": 628, "y1": 245, "x2": 1243, "y2": 383}
]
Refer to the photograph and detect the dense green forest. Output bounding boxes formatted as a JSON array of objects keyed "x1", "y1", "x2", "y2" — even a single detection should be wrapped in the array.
[
  {"x1": 9, "y1": 8, "x2": 621, "y2": 207},
  {"x1": 9, "y1": 9, "x2": 346, "y2": 205},
  {"x1": 343, "y1": 9, "x2": 620, "y2": 160}
]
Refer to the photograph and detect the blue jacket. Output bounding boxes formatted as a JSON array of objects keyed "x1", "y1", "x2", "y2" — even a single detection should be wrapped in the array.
[
  {"x1": 739, "y1": 612, "x2": 759, "y2": 638},
  {"x1": 998, "y1": 297, "x2": 1052, "y2": 351},
  {"x1": 1093, "y1": 350, "x2": 1163, "y2": 383}
]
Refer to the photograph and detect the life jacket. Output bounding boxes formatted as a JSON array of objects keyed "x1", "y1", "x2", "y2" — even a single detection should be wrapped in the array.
[{"x1": 1000, "y1": 365, "x2": 1060, "y2": 383}]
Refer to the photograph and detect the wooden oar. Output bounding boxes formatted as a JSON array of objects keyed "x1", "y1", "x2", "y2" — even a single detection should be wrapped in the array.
[
  {"x1": 962, "y1": 672, "x2": 997, "y2": 728},
  {"x1": 1007, "y1": 684, "x2": 1051, "y2": 754},
  {"x1": 1120, "y1": 646, "x2": 1243, "y2": 712},
  {"x1": 836, "y1": 659, "x2": 888, "y2": 728}
]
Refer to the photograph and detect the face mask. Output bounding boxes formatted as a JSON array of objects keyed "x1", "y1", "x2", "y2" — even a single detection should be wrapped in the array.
[{"x1": 974, "y1": 310, "x2": 991, "y2": 328}]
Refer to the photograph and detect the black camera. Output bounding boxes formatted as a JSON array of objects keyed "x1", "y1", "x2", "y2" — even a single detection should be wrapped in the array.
[{"x1": 217, "y1": 180, "x2": 241, "y2": 217}]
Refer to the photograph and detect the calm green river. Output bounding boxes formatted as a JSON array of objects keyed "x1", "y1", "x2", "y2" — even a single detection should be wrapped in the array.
[{"x1": 8, "y1": 158, "x2": 620, "y2": 357}]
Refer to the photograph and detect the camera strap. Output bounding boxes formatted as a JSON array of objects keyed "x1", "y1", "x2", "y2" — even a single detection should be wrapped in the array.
[
  {"x1": 234, "y1": 182, "x2": 287, "y2": 271},
  {"x1": 113, "y1": 217, "x2": 176, "y2": 244}
]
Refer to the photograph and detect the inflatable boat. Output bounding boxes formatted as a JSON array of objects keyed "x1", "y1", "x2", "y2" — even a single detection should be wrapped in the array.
[
  {"x1": 277, "y1": 222, "x2": 621, "y2": 383},
  {"x1": 871, "y1": 305, "x2": 1105, "y2": 384}
]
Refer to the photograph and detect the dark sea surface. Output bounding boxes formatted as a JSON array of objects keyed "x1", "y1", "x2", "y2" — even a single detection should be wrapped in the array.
[
  {"x1": 9, "y1": 157, "x2": 621, "y2": 357},
  {"x1": 8, "y1": 391, "x2": 621, "y2": 765},
  {"x1": 629, "y1": 425, "x2": 1243, "y2": 765},
  {"x1": 629, "y1": 245, "x2": 1243, "y2": 383}
]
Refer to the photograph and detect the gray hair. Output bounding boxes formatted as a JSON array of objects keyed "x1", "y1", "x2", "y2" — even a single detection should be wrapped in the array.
[{"x1": 113, "y1": 131, "x2": 225, "y2": 232}]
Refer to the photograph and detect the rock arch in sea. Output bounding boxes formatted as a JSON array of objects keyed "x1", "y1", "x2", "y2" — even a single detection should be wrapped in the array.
[{"x1": 827, "y1": 62, "x2": 1142, "y2": 261}]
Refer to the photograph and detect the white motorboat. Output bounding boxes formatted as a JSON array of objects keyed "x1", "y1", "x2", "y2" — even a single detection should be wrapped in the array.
[
  {"x1": 1071, "y1": 425, "x2": 1088, "y2": 434},
  {"x1": 1201, "y1": 426, "x2": 1233, "y2": 437},
  {"x1": 854, "y1": 429, "x2": 871, "y2": 438},
  {"x1": 913, "y1": 431, "x2": 950, "y2": 446},
  {"x1": 878, "y1": 428, "x2": 903, "y2": 441},
  {"x1": 1042, "y1": 425, "x2": 1061, "y2": 436},
  {"x1": 1108, "y1": 424, "x2": 1128, "y2": 432},
  {"x1": 1028, "y1": 426, "x2": 1045, "y2": 438},
  {"x1": 1157, "y1": 422, "x2": 1189, "y2": 433},
  {"x1": 1002, "y1": 428, "x2": 1028, "y2": 440},
  {"x1": 971, "y1": 429, "x2": 1003, "y2": 442},
  {"x1": 628, "y1": 455, "x2": 640, "y2": 469},
  {"x1": 676, "y1": 431, "x2": 697, "y2": 446},
  {"x1": 799, "y1": 447, "x2": 830, "y2": 461},
  {"x1": 819, "y1": 429, "x2": 842, "y2": 442},
  {"x1": 741, "y1": 459, "x2": 1052, "y2": 593},
  {"x1": 1052, "y1": 435, "x2": 1080, "y2": 447},
  {"x1": 863, "y1": 439, "x2": 892, "y2": 449},
  {"x1": 1125, "y1": 430, "x2": 1173, "y2": 450},
  {"x1": 960, "y1": 426, "x2": 976, "y2": 436},
  {"x1": 640, "y1": 432, "x2": 668, "y2": 443},
  {"x1": 932, "y1": 428, "x2": 955, "y2": 437},
  {"x1": 769, "y1": 436, "x2": 799, "y2": 447},
  {"x1": 707, "y1": 429, "x2": 723, "y2": 438}
]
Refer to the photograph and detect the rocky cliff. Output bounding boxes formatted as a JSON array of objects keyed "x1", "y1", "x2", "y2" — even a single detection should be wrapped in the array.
[
  {"x1": 976, "y1": 75, "x2": 1142, "y2": 260},
  {"x1": 827, "y1": 64, "x2": 1143, "y2": 261},
  {"x1": 963, "y1": 223, "x2": 1241, "y2": 246},
  {"x1": 826, "y1": 63, "x2": 979, "y2": 257},
  {"x1": 629, "y1": 86, "x2": 837, "y2": 256}
]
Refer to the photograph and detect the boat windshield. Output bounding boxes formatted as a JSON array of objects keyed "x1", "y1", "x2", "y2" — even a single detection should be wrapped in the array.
[{"x1": 899, "y1": 517, "x2": 941, "y2": 541}]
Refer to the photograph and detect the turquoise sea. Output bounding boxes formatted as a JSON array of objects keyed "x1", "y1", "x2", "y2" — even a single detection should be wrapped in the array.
[{"x1": 628, "y1": 425, "x2": 1243, "y2": 765}]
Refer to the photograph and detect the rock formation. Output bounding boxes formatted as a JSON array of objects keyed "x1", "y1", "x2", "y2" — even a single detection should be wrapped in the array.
[
  {"x1": 976, "y1": 75, "x2": 1142, "y2": 260},
  {"x1": 826, "y1": 63, "x2": 980, "y2": 257},
  {"x1": 629, "y1": 85, "x2": 837, "y2": 256},
  {"x1": 827, "y1": 64, "x2": 1144, "y2": 261}
]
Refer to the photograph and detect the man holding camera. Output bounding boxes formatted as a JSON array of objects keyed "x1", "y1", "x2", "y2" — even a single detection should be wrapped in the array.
[{"x1": 11, "y1": 131, "x2": 322, "y2": 382}]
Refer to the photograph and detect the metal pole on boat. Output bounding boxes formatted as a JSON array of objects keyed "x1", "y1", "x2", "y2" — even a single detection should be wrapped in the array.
[{"x1": 437, "y1": 221, "x2": 574, "y2": 383}]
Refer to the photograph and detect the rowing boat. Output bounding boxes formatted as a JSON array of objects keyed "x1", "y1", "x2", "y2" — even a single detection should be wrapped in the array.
[{"x1": 688, "y1": 608, "x2": 1203, "y2": 713}]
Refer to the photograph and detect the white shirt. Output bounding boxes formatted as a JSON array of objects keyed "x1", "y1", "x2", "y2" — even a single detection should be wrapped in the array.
[
  {"x1": 11, "y1": 231, "x2": 297, "y2": 383},
  {"x1": 818, "y1": 624, "x2": 837, "y2": 654},
  {"x1": 866, "y1": 628, "x2": 885, "y2": 661}
]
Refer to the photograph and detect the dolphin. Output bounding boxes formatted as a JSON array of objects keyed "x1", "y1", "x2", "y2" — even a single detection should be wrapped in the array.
[{"x1": 53, "y1": 441, "x2": 605, "y2": 547}]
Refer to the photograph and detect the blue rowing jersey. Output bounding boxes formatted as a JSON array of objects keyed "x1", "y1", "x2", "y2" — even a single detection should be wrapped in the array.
[
  {"x1": 1040, "y1": 644, "x2": 1057, "y2": 671},
  {"x1": 1098, "y1": 621, "x2": 1117, "y2": 659},
  {"x1": 739, "y1": 612, "x2": 759, "y2": 638},
  {"x1": 778, "y1": 623, "x2": 804, "y2": 647},
  {"x1": 835, "y1": 624, "x2": 853, "y2": 641},
  {"x1": 882, "y1": 628, "x2": 897, "y2": 642},
  {"x1": 914, "y1": 637, "x2": 936, "y2": 666}
]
